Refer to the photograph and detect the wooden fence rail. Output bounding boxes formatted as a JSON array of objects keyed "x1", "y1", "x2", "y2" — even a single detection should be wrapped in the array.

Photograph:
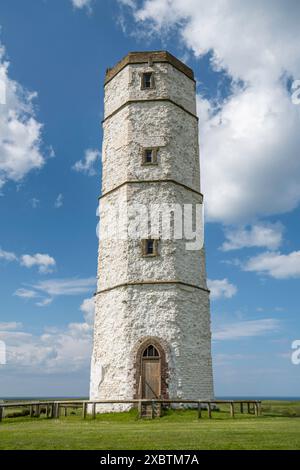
[{"x1": 0, "y1": 399, "x2": 262, "y2": 422}]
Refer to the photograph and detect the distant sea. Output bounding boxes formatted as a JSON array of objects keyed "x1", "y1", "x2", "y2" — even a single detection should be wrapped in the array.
[
  {"x1": 1, "y1": 396, "x2": 300, "y2": 401},
  {"x1": 0, "y1": 397, "x2": 88, "y2": 401}
]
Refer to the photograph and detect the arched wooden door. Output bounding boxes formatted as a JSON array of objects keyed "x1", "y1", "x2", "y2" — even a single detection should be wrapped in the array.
[{"x1": 141, "y1": 345, "x2": 161, "y2": 399}]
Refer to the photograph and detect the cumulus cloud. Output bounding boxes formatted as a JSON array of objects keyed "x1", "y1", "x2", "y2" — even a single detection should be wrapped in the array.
[
  {"x1": 80, "y1": 297, "x2": 95, "y2": 325},
  {"x1": 20, "y1": 253, "x2": 56, "y2": 274},
  {"x1": 213, "y1": 318, "x2": 280, "y2": 340},
  {"x1": 0, "y1": 43, "x2": 45, "y2": 191},
  {"x1": 207, "y1": 278, "x2": 237, "y2": 300},
  {"x1": 221, "y1": 222, "x2": 284, "y2": 252},
  {"x1": 244, "y1": 251, "x2": 300, "y2": 279},
  {"x1": 72, "y1": 149, "x2": 100, "y2": 176},
  {"x1": 198, "y1": 86, "x2": 300, "y2": 223},
  {"x1": 0, "y1": 247, "x2": 57, "y2": 275},
  {"x1": 121, "y1": 0, "x2": 300, "y2": 224},
  {"x1": 2, "y1": 298, "x2": 94, "y2": 373}
]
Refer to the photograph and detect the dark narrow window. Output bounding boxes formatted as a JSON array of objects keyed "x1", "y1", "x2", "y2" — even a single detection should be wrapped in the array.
[
  {"x1": 146, "y1": 239, "x2": 154, "y2": 255},
  {"x1": 142, "y1": 72, "x2": 153, "y2": 89},
  {"x1": 145, "y1": 149, "x2": 153, "y2": 163},
  {"x1": 142, "y1": 148, "x2": 158, "y2": 165},
  {"x1": 142, "y1": 239, "x2": 159, "y2": 257}
]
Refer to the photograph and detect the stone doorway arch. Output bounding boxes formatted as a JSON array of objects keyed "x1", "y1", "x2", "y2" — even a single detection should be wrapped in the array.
[{"x1": 134, "y1": 337, "x2": 169, "y2": 400}]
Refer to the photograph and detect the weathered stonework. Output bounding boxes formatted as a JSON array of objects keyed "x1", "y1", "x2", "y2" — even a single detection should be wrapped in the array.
[{"x1": 90, "y1": 51, "x2": 214, "y2": 411}]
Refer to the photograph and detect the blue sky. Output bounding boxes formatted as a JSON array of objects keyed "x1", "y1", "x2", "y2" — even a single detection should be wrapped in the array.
[{"x1": 0, "y1": 0, "x2": 300, "y2": 397}]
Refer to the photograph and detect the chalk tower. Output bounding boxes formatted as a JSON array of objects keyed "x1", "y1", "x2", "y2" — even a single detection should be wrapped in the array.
[{"x1": 90, "y1": 52, "x2": 214, "y2": 411}]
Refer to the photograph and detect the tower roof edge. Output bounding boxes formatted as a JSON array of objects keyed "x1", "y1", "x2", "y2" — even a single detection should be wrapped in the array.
[{"x1": 105, "y1": 51, "x2": 195, "y2": 85}]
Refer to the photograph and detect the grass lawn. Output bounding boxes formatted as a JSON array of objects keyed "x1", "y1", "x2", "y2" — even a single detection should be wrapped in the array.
[{"x1": 0, "y1": 402, "x2": 300, "y2": 450}]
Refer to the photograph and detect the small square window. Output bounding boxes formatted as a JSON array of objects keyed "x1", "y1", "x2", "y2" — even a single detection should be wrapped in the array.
[
  {"x1": 142, "y1": 239, "x2": 159, "y2": 257},
  {"x1": 142, "y1": 148, "x2": 158, "y2": 165},
  {"x1": 141, "y1": 72, "x2": 154, "y2": 89}
]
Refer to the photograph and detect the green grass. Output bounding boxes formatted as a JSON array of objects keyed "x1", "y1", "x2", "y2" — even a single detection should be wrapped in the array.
[{"x1": 1, "y1": 402, "x2": 300, "y2": 450}]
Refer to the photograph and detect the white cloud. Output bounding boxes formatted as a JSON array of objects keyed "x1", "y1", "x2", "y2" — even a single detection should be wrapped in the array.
[
  {"x1": 14, "y1": 278, "x2": 95, "y2": 310},
  {"x1": 2, "y1": 299, "x2": 94, "y2": 374},
  {"x1": 72, "y1": 149, "x2": 100, "y2": 176},
  {"x1": 71, "y1": 0, "x2": 93, "y2": 10},
  {"x1": 123, "y1": 0, "x2": 300, "y2": 224},
  {"x1": 0, "y1": 247, "x2": 57, "y2": 274},
  {"x1": 0, "y1": 322, "x2": 22, "y2": 331},
  {"x1": 20, "y1": 253, "x2": 56, "y2": 274},
  {"x1": 208, "y1": 278, "x2": 237, "y2": 300},
  {"x1": 221, "y1": 222, "x2": 284, "y2": 252},
  {"x1": 54, "y1": 193, "x2": 63, "y2": 209},
  {"x1": 213, "y1": 318, "x2": 280, "y2": 340},
  {"x1": 0, "y1": 247, "x2": 17, "y2": 262},
  {"x1": 31, "y1": 277, "x2": 96, "y2": 297},
  {"x1": 14, "y1": 290, "x2": 53, "y2": 308},
  {"x1": 14, "y1": 288, "x2": 38, "y2": 299},
  {"x1": 30, "y1": 198, "x2": 40, "y2": 209},
  {"x1": 118, "y1": 0, "x2": 136, "y2": 7},
  {"x1": 35, "y1": 298, "x2": 53, "y2": 308},
  {"x1": 0, "y1": 44, "x2": 45, "y2": 190},
  {"x1": 244, "y1": 251, "x2": 300, "y2": 279},
  {"x1": 80, "y1": 297, "x2": 95, "y2": 324},
  {"x1": 198, "y1": 86, "x2": 300, "y2": 223}
]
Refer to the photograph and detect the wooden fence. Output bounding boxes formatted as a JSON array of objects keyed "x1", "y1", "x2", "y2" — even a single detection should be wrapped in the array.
[{"x1": 0, "y1": 399, "x2": 262, "y2": 422}]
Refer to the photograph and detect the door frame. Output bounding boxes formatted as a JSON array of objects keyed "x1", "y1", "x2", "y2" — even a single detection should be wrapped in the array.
[{"x1": 134, "y1": 337, "x2": 168, "y2": 400}]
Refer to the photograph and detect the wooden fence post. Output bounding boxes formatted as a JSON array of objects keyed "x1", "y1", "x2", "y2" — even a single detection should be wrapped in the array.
[
  {"x1": 30, "y1": 405, "x2": 34, "y2": 418},
  {"x1": 92, "y1": 403, "x2": 96, "y2": 419},
  {"x1": 53, "y1": 403, "x2": 59, "y2": 419},
  {"x1": 247, "y1": 402, "x2": 251, "y2": 414},
  {"x1": 240, "y1": 402, "x2": 244, "y2": 414},
  {"x1": 36, "y1": 404, "x2": 40, "y2": 418},
  {"x1": 198, "y1": 402, "x2": 202, "y2": 419},
  {"x1": 230, "y1": 402, "x2": 235, "y2": 418},
  {"x1": 254, "y1": 402, "x2": 259, "y2": 417},
  {"x1": 207, "y1": 403, "x2": 212, "y2": 419},
  {"x1": 82, "y1": 403, "x2": 87, "y2": 419},
  {"x1": 0, "y1": 406, "x2": 3, "y2": 423}
]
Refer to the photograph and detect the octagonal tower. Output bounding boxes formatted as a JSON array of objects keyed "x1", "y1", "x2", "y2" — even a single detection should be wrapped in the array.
[{"x1": 90, "y1": 51, "x2": 214, "y2": 411}]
